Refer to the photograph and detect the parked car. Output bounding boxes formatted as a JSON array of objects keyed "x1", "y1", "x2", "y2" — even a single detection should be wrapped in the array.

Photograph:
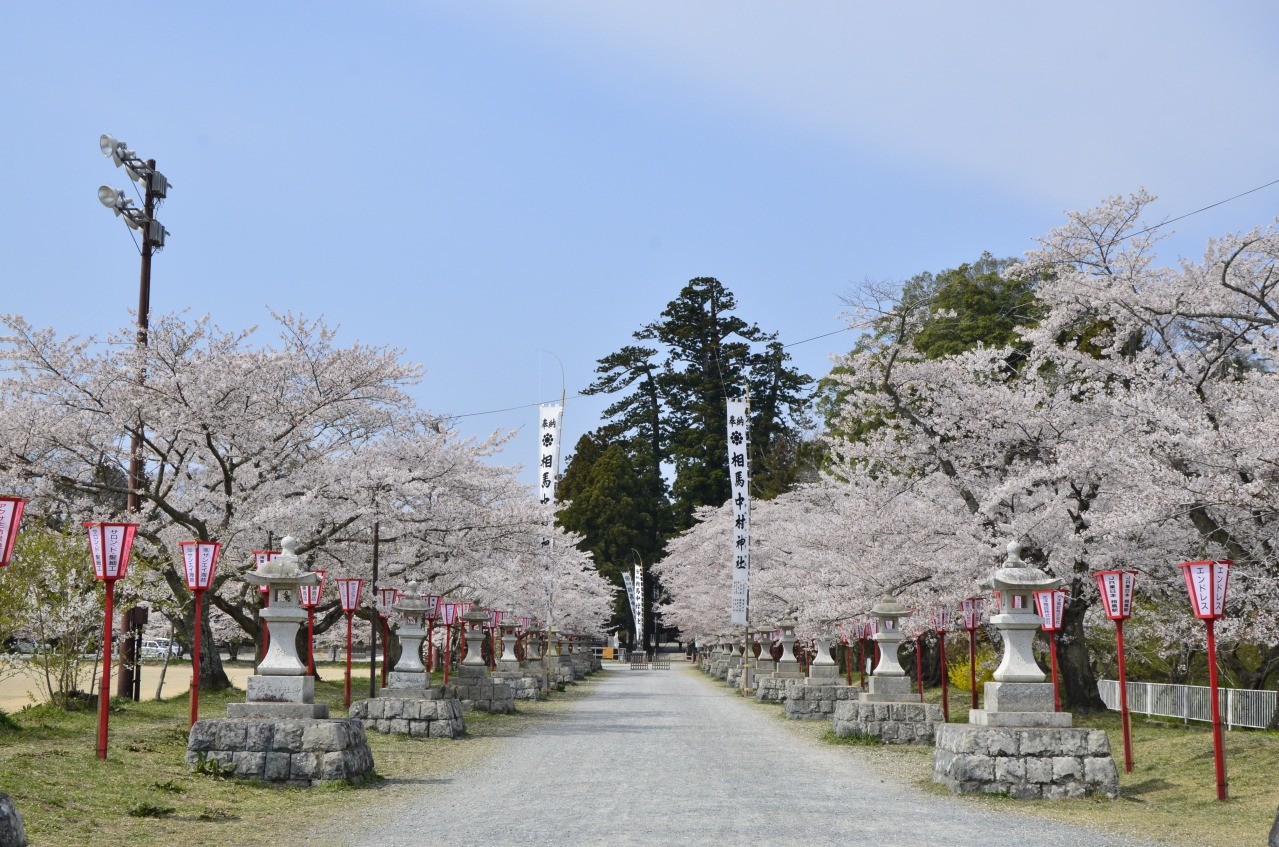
[{"x1": 139, "y1": 638, "x2": 181, "y2": 659}]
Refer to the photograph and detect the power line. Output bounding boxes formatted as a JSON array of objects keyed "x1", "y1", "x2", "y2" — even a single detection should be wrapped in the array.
[{"x1": 441, "y1": 177, "x2": 1279, "y2": 421}]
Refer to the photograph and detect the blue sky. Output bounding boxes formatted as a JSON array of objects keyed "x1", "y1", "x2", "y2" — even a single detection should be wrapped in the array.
[{"x1": 2, "y1": 2, "x2": 1276, "y2": 486}]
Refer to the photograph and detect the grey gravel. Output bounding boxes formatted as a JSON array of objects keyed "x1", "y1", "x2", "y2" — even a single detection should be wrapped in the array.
[{"x1": 339, "y1": 665, "x2": 1168, "y2": 847}]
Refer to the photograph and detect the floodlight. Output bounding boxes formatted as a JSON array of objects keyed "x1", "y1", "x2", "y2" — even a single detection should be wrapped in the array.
[{"x1": 97, "y1": 185, "x2": 122, "y2": 208}]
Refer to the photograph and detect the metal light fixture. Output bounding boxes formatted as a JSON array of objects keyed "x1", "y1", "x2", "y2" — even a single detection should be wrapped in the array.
[{"x1": 179, "y1": 539, "x2": 222, "y2": 726}]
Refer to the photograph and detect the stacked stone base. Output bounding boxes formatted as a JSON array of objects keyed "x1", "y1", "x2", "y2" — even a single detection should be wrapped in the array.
[
  {"x1": 493, "y1": 671, "x2": 545, "y2": 701},
  {"x1": 754, "y1": 673, "x2": 803, "y2": 702},
  {"x1": 444, "y1": 672, "x2": 516, "y2": 713},
  {"x1": 932, "y1": 724, "x2": 1120, "y2": 799},
  {"x1": 553, "y1": 663, "x2": 576, "y2": 687},
  {"x1": 783, "y1": 680, "x2": 858, "y2": 720},
  {"x1": 726, "y1": 666, "x2": 743, "y2": 687},
  {"x1": 831, "y1": 700, "x2": 943, "y2": 743},
  {"x1": 349, "y1": 695, "x2": 465, "y2": 738},
  {"x1": 186, "y1": 718, "x2": 374, "y2": 785}
]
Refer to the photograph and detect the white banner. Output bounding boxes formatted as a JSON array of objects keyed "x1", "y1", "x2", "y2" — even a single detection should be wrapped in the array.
[
  {"x1": 537, "y1": 403, "x2": 564, "y2": 510},
  {"x1": 622, "y1": 571, "x2": 639, "y2": 637},
  {"x1": 634, "y1": 564, "x2": 645, "y2": 648},
  {"x1": 727, "y1": 398, "x2": 750, "y2": 626}
]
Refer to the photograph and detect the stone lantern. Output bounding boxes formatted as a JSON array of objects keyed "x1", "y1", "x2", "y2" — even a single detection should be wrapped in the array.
[
  {"x1": 498, "y1": 612, "x2": 520, "y2": 672},
  {"x1": 237, "y1": 537, "x2": 324, "y2": 716},
  {"x1": 808, "y1": 631, "x2": 839, "y2": 680},
  {"x1": 776, "y1": 620, "x2": 802, "y2": 675},
  {"x1": 387, "y1": 582, "x2": 430, "y2": 687},
  {"x1": 932, "y1": 540, "x2": 1120, "y2": 799},
  {"x1": 864, "y1": 593, "x2": 914, "y2": 700},
  {"x1": 188, "y1": 536, "x2": 375, "y2": 784},
  {"x1": 754, "y1": 629, "x2": 776, "y2": 675},
  {"x1": 461, "y1": 608, "x2": 491, "y2": 674}
]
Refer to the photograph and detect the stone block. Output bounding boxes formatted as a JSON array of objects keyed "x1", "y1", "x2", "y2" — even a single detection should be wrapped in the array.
[
  {"x1": 389, "y1": 719, "x2": 409, "y2": 735},
  {"x1": 246, "y1": 722, "x2": 274, "y2": 751},
  {"x1": 994, "y1": 757, "x2": 1025, "y2": 782},
  {"x1": 984, "y1": 682, "x2": 1054, "y2": 713},
  {"x1": 216, "y1": 722, "x2": 248, "y2": 750},
  {"x1": 968, "y1": 710, "x2": 1073, "y2": 728},
  {"x1": 386, "y1": 671, "x2": 429, "y2": 689},
  {"x1": 290, "y1": 753, "x2": 318, "y2": 781},
  {"x1": 1084, "y1": 756, "x2": 1120, "y2": 793},
  {"x1": 264, "y1": 752, "x2": 291, "y2": 781},
  {"x1": 1051, "y1": 756, "x2": 1084, "y2": 782},
  {"x1": 272, "y1": 723, "x2": 304, "y2": 751},
  {"x1": 1087, "y1": 730, "x2": 1112, "y2": 756},
  {"x1": 227, "y1": 702, "x2": 329, "y2": 719},
  {"x1": 301, "y1": 723, "x2": 345, "y2": 752},
  {"x1": 983, "y1": 729, "x2": 1019, "y2": 757},
  {"x1": 1008, "y1": 783, "x2": 1041, "y2": 800},
  {"x1": 867, "y1": 675, "x2": 914, "y2": 698},
  {"x1": 232, "y1": 751, "x2": 265, "y2": 778},
  {"x1": 957, "y1": 754, "x2": 994, "y2": 782},
  {"x1": 320, "y1": 751, "x2": 347, "y2": 781},
  {"x1": 246, "y1": 675, "x2": 314, "y2": 704},
  {"x1": 1024, "y1": 758, "x2": 1052, "y2": 783},
  {"x1": 188, "y1": 721, "x2": 217, "y2": 752},
  {"x1": 0, "y1": 794, "x2": 26, "y2": 847}
]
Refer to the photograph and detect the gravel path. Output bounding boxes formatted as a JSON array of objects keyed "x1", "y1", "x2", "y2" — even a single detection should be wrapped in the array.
[{"x1": 342, "y1": 666, "x2": 1164, "y2": 847}]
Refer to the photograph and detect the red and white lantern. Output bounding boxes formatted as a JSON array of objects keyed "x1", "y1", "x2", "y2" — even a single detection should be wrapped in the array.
[
  {"x1": 441, "y1": 602, "x2": 457, "y2": 626},
  {"x1": 1179, "y1": 559, "x2": 1232, "y2": 801},
  {"x1": 1095, "y1": 569, "x2": 1137, "y2": 621},
  {"x1": 932, "y1": 606, "x2": 952, "y2": 722},
  {"x1": 377, "y1": 587, "x2": 398, "y2": 616},
  {"x1": 1033, "y1": 587, "x2": 1067, "y2": 712},
  {"x1": 178, "y1": 540, "x2": 221, "y2": 726},
  {"x1": 424, "y1": 595, "x2": 441, "y2": 621},
  {"x1": 1094, "y1": 569, "x2": 1138, "y2": 773},
  {"x1": 1180, "y1": 560, "x2": 1230, "y2": 621},
  {"x1": 300, "y1": 569, "x2": 326, "y2": 675},
  {"x1": 84, "y1": 521, "x2": 138, "y2": 760},
  {"x1": 0, "y1": 496, "x2": 27, "y2": 567},
  {"x1": 335, "y1": 577, "x2": 363, "y2": 707},
  {"x1": 960, "y1": 597, "x2": 983, "y2": 710}
]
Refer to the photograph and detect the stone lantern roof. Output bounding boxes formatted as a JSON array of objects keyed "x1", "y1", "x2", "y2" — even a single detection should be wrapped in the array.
[
  {"x1": 868, "y1": 593, "x2": 909, "y2": 619},
  {"x1": 980, "y1": 540, "x2": 1062, "y2": 593}
]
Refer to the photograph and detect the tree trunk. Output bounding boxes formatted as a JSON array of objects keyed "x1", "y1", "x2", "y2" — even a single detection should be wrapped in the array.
[
  {"x1": 190, "y1": 600, "x2": 231, "y2": 691},
  {"x1": 1059, "y1": 594, "x2": 1105, "y2": 712}
]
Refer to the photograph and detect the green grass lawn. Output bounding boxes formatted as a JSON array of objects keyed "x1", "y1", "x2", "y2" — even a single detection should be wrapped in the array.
[{"x1": 0, "y1": 662, "x2": 588, "y2": 847}]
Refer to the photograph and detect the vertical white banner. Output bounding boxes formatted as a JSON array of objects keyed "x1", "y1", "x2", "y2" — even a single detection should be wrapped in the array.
[
  {"x1": 634, "y1": 563, "x2": 645, "y2": 649},
  {"x1": 537, "y1": 403, "x2": 564, "y2": 510},
  {"x1": 727, "y1": 398, "x2": 750, "y2": 626},
  {"x1": 622, "y1": 571, "x2": 639, "y2": 636}
]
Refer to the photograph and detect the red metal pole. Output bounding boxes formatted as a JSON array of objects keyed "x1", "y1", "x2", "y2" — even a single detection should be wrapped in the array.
[
  {"x1": 96, "y1": 581, "x2": 115, "y2": 759},
  {"x1": 844, "y1": 641, "x2": 852, "y2": 686},
  {"x1": 381, "y1": 617, "x2": 389, "y2": 687},
  {"x1": 938, "y1": 632, "x2": 950, "y2": 723},
  {"x1": 1049, "y1": 632, "x2": 1061, "y2": 713},
  {"x1": 344, "y1": 612, "x2": 353, "y2": 709},
  {"x1": 1116, "y1": 619, "x2": 1134, "y2": 773},
  {"x1": 426, "y1": 620, "x2": 435, "y2": 672},
  {"x1": 915, "y1": 637, "x2": 924, "y2": 698},
  {"x1": 1205, "y1": 619, "x2": 1229, "y2": 801},
  {"x1": 306, "y1": 607, "x2": 316, "y2": 675},
  {"x1": 443, "y1": 624, "x2": 451, "y2": 685},
  {"x1": 968, "y1": 629, "x2": 978, "y2": 710},
  {"x1": 190, "y1": 589, "x2": 203, "y2": 727},
  {"x1": 857, "y1": 637, "x2": 866, "y2": 688}
]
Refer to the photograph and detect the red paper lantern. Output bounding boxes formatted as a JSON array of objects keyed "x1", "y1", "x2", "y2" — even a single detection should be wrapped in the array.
[
  {"x1": 1094, "y1": 569, "x2": 1138, "y2": 773},
  {"x1": 441, "y1": 602, "x2": 457, "y2": 626},
  {"x1": 376, "y1": 587, "x2": 398, "y2": 616},
  {"x1": 931, "y1": 607, "x2": 952, "y2": 633},
  {"x1": 179, "y1": 540, "x2": 221, "y2": 592},
  {"x1": 1032, "y1": 588, "x2": 1066, "y2": 632},
  {"x1": 337, "y1": 577, "x2": 363, "y2": 613},
  {"x1": 0, "y1": 496, "x2": 27, "y2": 567},
  {"x1": 299, "y1": 570, "x2": 326, "y2": 609},
  {"x1": 84, "y1": 521, "x2": 138, "y2": 582},
  {"x1": 84, "y1": 521, "x2": 138, "y2": 760},
  {"x1": 460, "y1": 600, "x2": 473, "y2": 617},
  {"x1": 960, "y1": 597, "x2": 983, "y2": 631},
  {"x1": 424, "y1": 595, "x2": 441, "y2": 621},
  {"x1": 1179, "y1": 560, "x2": 1230, "y2": 621},
  {"x1": 1095, "y1": 569, "x2": 1137, "y2": 620},
  {"x1": 1178, "y1": 559, "x2": 1232, "y2": 801}
]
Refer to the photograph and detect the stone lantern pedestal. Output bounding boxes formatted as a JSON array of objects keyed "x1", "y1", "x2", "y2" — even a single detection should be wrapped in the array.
[
  {"x1": 785, "y1": 633, "x2": 857, "y2": 721},
  {"x1": 349, "y1": 583, "x2": 465, "y2": 739},
  {"x1": 492, "y1": 621, "x2": 546, "y2": 701},
  {"x1": 756, "y1": 621, "x2": 805, "y2": 703},
  {"x1": 725, "y1": 636, "x2": 747, "y2": 687},
  {"x1": 186, "y1": 537, "x2": 374, "y2": 784},
  {"x1": 831, "y1": 595, "x2": 944, "y2": 741},
  {"x1": 932, "y1": 542, "x2": 1120, "y2": 799},
  {"x1": 443, "y1": 609, "x2": 515, "y2": 713},
  {"x1": 552, "y1": 630, "x2": 577, "y2": 687}
]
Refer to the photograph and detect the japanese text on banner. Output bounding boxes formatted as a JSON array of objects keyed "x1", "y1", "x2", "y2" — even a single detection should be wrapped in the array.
[
  {"x1": 727, "y1": 398, "x2": 750, "y2": 626},
  {"x1": 537, "y1": 403, "x2": 564, "y2": 547}
]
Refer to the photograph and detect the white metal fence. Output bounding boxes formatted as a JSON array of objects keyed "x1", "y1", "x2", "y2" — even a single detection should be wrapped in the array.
[{"x1": 1097, "y1": 678, "x2": 1276, "y2": 730}]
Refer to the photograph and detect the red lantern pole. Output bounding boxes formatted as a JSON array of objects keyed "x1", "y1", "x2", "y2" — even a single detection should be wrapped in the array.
[
  {"x1": 1033, "y1": 588, "x2": 1067, "y2": 713},
  {"x1": 344, "y1": 610, "x2": 353, "y2": 708},
  {"x1": 932, "y1": 606, "x2": 952, "y2": 723},
  {"x1": 1096, "y1": 569, "x2": 1138, "y2": 774},
  {"x1": 915, "y1": 633, "x2": 924, "y2": 698},
  {"x1": 961, "y1": 597, "x2": 982, "y2": 711},
  {"x1": 98, "y1": 580, "x2": 115, "y2": 758},
  {"x1": 85, "y1": 521, "x2": 137, "y2": 760},
  {"x1": 299, "y1": 569, "x2": 325, "y2": 676},
  {"x1": 180, "y1": 539, "x2": 221, "y2": 727},
  {"x1": 0, "y1": 496, "x2": 27, "y2": 567},
  {"x1": 856, "y1": 624, "x2": 866, "y2": 689},
  {"x1": 1179, "y1": 559, "x2": 1231, "y2": 801},
  {"x1": 335, "y1": 576, "x2": 363, "y2": 710}
]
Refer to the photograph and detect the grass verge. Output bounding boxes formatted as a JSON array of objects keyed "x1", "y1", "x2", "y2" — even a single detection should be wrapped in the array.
[{"x1": 0, "y1": 661, "x2": 599, "y2": 847}]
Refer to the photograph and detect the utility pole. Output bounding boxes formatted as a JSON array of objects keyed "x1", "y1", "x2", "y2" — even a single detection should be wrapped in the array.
[{"x1": 369, "y1": 520, "x2": 379, "y2": 699}]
